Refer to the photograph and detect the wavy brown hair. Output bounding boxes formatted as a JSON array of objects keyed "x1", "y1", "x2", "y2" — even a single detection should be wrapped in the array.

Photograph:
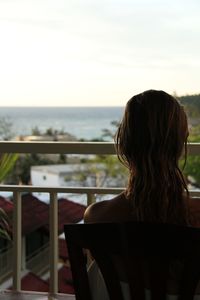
[{"x1": 115, "y1": 90, "x2": 190, "y2": 224}]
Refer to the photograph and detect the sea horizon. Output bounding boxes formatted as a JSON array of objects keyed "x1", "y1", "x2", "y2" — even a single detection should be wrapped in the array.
[{"x1": 0, "y1": 106, "x2": 124, "y2": 140}]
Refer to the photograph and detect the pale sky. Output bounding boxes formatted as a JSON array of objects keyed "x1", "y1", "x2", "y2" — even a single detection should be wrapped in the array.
[{"x1": 0, "y1": 0, "x2": 200, "y2": 106}]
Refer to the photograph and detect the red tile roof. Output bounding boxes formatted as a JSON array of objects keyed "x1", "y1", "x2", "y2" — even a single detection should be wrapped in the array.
[
  {"x1": 0, "y1": 196, "x2": 13, "y2": 214},
  {"x1": 9, "y1": 268, "x2": 75, "y2": 294},
  {"x1": 43, "y1": 198, "x2": 86, "y2": 234},
  {"x1": 58, "y1": 198, "x2": 86, "y2": 232},
  {"x1": 22, "y1": 194, "x2": 48, "y2": 236},
  {"x1": 9, "y1": 268, "x2": 74, "y2": 294},
  {"x1": 58, "y1": 266, "x2": 74, "y2": 294},
  {"x1": 9, "y1": 272, "x2": 49, "y2": 292},
  {"x1": 0, "y1": 193, "x2": 86, "y2": 236},
  {"x1": 59, "y1": 238, "x2": 69, "y2": 261}
]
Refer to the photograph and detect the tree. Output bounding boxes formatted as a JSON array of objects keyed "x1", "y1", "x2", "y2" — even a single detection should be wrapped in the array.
[
  {"x1": 178, "y1": 94, "x2": 200, "y2": 119},
  {"x1": 89, "y1": 155, "x2": 128, "y2": 187},
  {"x1": 6, "y1": 154, "x2": 52, "y2": 185},
  {"x1": 0, "y1": 208, "x2": 11, "y2": 240},
  {"x1": 101, "y1": 120, "x2": 120, "y2": 141},
  {"x1": 0, "y1": 153, "x2": 18, "y2": 183},
  {"x1": 0, "y1": 117, "x2": 14, "y2": 140},
  {"x1": 188, "y1": 125, "x2": 200, "y2": 142},
  {"x1": 181, "y1": 156, "x2": 200, "y2": 188},
  {"x1": 0, "y1": 153, "x2": 18, "y2": 240},
  {"x1": 31, "y1": 126, "x2": 41, "y2": 135}
]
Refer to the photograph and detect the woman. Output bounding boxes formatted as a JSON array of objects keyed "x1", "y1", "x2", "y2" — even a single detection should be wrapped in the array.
[
  {"x1": 84, "y1": 89, "x2": 191, "y2": 225},
  {"x1": 84, "y1": 90, "x2": 200, "y2": 300}
]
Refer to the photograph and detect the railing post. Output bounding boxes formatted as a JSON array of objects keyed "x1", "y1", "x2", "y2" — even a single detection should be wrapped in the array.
[
  {"x1": 49, "y1": 192, "x2": 58, "y2": 294},
  {"x1": 87, "y1": 193, "x2": 95, "y2": 206},
  {"x1": 21, "y1": 237, "x2": 26, "y2": 270},
  {"x1": 13, "y1": 191, "x2": 22, "y2": 291}
]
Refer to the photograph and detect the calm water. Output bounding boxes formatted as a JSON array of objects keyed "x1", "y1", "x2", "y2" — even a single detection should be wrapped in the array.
[{"x1": 0, "y1": 106, "x2": 124, "y2": 140}]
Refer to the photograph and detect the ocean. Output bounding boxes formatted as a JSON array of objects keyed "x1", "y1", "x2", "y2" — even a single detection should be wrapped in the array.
[{"x1": 0, "y1": 106, "x2": 124, "y2": 140}]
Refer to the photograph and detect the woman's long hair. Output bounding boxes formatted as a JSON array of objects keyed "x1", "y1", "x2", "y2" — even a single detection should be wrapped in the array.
[{"x1": 115, "y1": 90, "x2": 190, "y2": 224}]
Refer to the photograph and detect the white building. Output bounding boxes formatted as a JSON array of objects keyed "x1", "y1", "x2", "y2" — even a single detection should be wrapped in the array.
[{"x1": 31, "y1": 164, "x2": 105, "y2": 187}]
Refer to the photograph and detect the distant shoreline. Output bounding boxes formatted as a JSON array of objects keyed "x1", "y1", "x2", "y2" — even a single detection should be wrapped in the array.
[{"x1": 0, "y1": 106, "x2": 123, "y2": 140}]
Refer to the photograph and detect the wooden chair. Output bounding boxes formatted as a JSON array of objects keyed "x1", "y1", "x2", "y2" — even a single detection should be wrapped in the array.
[{"x1": 64, "y1": 222, "x2": 200, "y2": 300}]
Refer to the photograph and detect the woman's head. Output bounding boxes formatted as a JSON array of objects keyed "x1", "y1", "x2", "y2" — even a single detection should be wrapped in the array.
[
  {"x1": 116, "y1": 90, "x2": 189, "y2": 224},
  {"x1": 116, "y1": 90, "x2": 188, "y2": 170}
]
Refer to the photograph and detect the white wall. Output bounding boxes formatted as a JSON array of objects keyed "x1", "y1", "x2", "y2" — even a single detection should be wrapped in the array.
[{"x1": 31, "y1": 170, "x2": 60, "y2": 186}]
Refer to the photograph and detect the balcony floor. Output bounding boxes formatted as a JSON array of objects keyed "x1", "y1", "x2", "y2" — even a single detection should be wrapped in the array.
[{"x1": 0, "y1": 291, "x2": 75, "y2": 300}]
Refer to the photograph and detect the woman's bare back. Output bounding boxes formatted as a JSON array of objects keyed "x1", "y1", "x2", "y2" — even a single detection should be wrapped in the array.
[
  {"x1": 84, "y1": 192, "x2": 135, "y2": 223},
  {"x1": 84, "y1": 192, "x2": 200, "y2": 227}
]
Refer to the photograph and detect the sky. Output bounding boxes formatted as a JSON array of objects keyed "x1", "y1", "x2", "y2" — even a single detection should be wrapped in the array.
[{"x1": 0, "y1": 0, "x2": 200, "y2": 106}]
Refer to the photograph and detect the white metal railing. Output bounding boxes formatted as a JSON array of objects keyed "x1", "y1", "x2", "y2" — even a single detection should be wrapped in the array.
[{"x1": 0, "y1": 141, "x2": 200, "y2": 294}]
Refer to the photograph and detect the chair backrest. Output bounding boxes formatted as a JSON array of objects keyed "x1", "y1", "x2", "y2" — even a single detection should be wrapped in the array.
[{"x1": 64, "y1": 222, "x2": 200, "y2": 300}]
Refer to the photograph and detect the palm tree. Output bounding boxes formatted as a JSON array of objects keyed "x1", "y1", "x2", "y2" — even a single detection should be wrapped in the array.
[{"x1": 0, "y1": 153, "x2": 18, "y2": 240}]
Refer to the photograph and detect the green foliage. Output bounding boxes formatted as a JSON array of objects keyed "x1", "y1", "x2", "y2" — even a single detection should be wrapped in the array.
[
  {"x1": 31, "y1": 126, "x2": 70, "y2": 137},
  {"x1": 181, "y1": 155, "x2": 200, "y2": 187},
  {"x1": 58, "y1": 154, "x2": 66, "y2": 163},
  {"x1": 0, "y1": 154, "x2": 17, "y2": 240},
  {"x1": 0, "y1": 117, "x2": 14, "y2": 140},
  {"x1": 0, "y1": 208, "x2": 11, "y2": 240},
  {"x1": 31, "y1": 126, "x2": 41, "y2": 135},
  {"x1": 0, "y1": 117, "x2": 18, "y2": 240},
  {"x1": 178, "y1": 94, "x2": 200, "y2": 109},
  {"x1": 178, "y1": 94, "x2": 200, "y2": 118},
  {"x1": 101, "y1": 120, "x2": 120, "y2": 141},
  {"x1": 7, "y1": 154, "x2": 52, "y2": 184},
  {"x1": 188, "y1": 125, "x2": 200, "y2": 142},
  {"x1": 45, "y1": 127, "x2": 55, "y2": 136},
  {"x1": 78, "y1": 155, "x2": 128, "y2": 187},
  {"x1": 0, "y1": 153, "x2": 18, "y2": 183}
]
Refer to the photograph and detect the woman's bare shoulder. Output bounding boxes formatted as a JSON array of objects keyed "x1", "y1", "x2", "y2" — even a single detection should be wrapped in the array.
[
  {"x1": 84, "y1": 192, "x2": 128, "y2": 223},
  {"x1": 84, "y1": 200, "x2": 108, "y2": 223}
]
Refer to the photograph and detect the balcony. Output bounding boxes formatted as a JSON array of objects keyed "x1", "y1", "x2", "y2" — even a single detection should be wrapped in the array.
[{"x1": 0, "y1": 141, "x2": 200, "y2": 300}]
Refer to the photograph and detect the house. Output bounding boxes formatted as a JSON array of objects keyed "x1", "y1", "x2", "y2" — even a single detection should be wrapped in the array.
[
  {"x1": 30, "y1": 161, "x2": 124, "y2": 188},
  {"x1": 31, "y1": 163, "x2": 106, "y2": 187}
]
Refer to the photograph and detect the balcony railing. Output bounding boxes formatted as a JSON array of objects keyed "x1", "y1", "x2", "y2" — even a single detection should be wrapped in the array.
[{"x1": 0, "y1": 141, "x2": 199, "y2": 295}]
